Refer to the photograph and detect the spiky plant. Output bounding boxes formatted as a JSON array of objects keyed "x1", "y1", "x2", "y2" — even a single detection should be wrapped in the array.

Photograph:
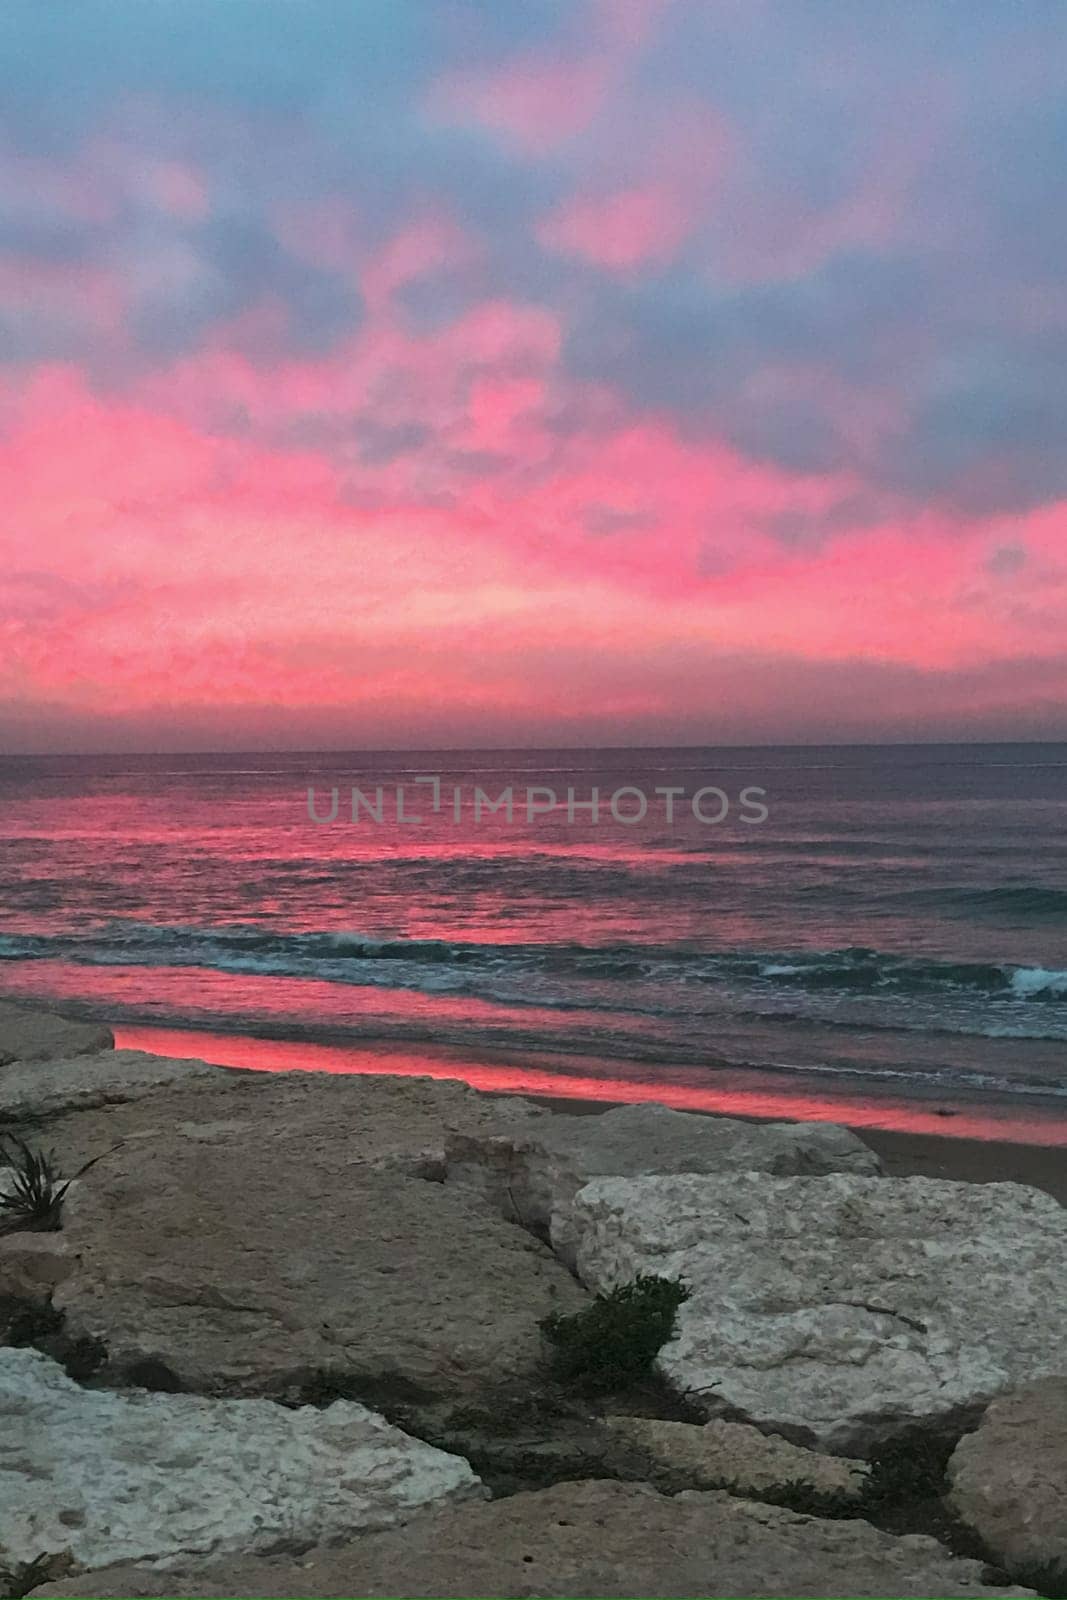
[
  {"x1": 0, "y1": 1551, "x2": 74, "y2": 1598},
  {"x1": 0, "y1": 1135, "x2": 70, "y2": 1234}
]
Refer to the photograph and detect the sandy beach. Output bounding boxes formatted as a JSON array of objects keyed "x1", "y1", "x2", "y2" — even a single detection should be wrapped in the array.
[{"x1": 848, "y1": 1126, "x2": 1067, "y2": 1204}]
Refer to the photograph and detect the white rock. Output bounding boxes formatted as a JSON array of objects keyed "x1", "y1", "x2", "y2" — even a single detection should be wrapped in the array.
[
  {"x1": 0, "y1": 1348, "x2": 484, "y2": 1574},
  {"x1": 26, "y1": 1480, "x2": 1034, "y2": 1598},
  {"x1": 447, "y1": 1102, "x2": 880, "y2": 1243},
  {"x1": 562, "y1": 1172, "x2": 1067, "y2": 1452}
]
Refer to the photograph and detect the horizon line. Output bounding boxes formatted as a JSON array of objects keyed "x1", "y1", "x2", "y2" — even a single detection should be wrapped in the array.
[{"x1": 4, "y1": 735, "x2": 1067, "y2": 760}]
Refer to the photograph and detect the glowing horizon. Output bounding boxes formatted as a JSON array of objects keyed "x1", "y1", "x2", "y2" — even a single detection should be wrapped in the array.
[{"x1": 4, "y1": 2, "x2": 1067, "y2": 754}]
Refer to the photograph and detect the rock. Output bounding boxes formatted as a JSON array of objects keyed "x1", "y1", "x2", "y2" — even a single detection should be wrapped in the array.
[
  {"x1": 55, "y1": 1132, "x2": 587, "y2": 1398},
  {"x1": 446, "y1": 1103, "x2": 880, "y2": 1240},
  {"x1": 27, "y1": 1480, "x2": 1032, "y2": 1597},
  {"x1": 420, "y1": 1412, "x2": 644, "y2": 1499},
  {"x1": 0, "y1": 1348, "x2": 483, "y2": 1577},
  {"x1": 27, "y1": 1064, "x2": 546, "y2": 1183},
  {"x1": 562, "y1": 1173, "x2": 1067, "y2": 1453},
  {"x1": 604, "y1": 1416, "x2": 869, "y2": 1499},
  {"x1": 0, "y1": 1232, "x2": 72, "y2": 1298},
  {"x1": 0, "y1": 1001, "x2": 113, "y2": 1064},
  {"x1": 948, "y1": 1379, "x2": 1067, "y2": 1570},
  {"x1": 0, "y1": 1049, "x2": 227, "y2": 1121}
]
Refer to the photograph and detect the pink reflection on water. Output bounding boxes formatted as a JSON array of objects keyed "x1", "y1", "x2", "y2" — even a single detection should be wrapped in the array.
[{"x1": 115, "y1": 1023, "x2": 1067, "y2": 1146}]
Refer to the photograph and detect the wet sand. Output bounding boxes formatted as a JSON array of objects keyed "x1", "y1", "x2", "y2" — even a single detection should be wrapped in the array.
[{"x1": 856, "y1": 1124, "x2": 1066, "y2": 1203}]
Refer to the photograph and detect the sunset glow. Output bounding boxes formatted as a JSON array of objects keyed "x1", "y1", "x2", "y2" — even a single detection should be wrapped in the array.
[{"x1": 4, "y1": 1, "x2": 1067, "y2": 750}]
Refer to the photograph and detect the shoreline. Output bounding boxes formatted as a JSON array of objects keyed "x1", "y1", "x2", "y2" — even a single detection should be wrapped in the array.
[
  {"x1": 108, "y1": 1022, "x2": 1067, "y2": 1204},
  {"x1": 112, "y1": 1021, "x2": 1067, "y2": 1143}
]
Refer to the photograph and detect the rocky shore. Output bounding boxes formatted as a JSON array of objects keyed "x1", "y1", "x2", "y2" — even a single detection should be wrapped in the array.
[{"x1": 0, "y1": 998, "x2": 1064, "y2": 1598}]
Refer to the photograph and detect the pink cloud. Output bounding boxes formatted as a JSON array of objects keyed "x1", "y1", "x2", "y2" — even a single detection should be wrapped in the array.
[
  {"x1": 429, "y1": 57, "x2": 614, "y2": 155},
  {"x1": 3, "y1": 148, "x2": 1066, "y2": 750},
  {"x1": 429, "y1": 0, "x2": 673, "y2": 158},
  {"x1": 0, "y1": 254, "x2": 128, "y2": 348},
  {"x1": 135, "y1": 158, "x2": 209, "y2": 221},
  {"x1": 539, "y1": 183, "x2": 692, "y2": 269},
  {"x1": 359, "y1": 213, "x2": 478, "y2": 315},
  {"x1": 5, "y1": 338, "x2": 1066, "y2": 751},
  {"x1": 538, "y1": 99, "x2": 729, "y2": 269}
]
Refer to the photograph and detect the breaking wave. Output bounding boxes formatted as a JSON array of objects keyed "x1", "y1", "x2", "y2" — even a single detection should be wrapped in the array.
[{"x1": 3, "y1": 922, "x2": 1066, "y2": 1007}]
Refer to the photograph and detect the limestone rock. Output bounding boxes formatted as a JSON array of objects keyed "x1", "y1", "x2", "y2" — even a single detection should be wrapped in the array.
[
  {"x1": 28, "y1": 1480, "x2": 1032, "y2": 1598},
  {"x1": 447, "y1": 1102, "x2": 880, "y2": 1239},
  {"x1": 948, "y1": 1379, "x2": 1067, "y2": 1570},
  {"x1": 562, "y1": 1173, "x2": 1067, "y2": 1452},
  {"x1": 0, "y1": 1001, "x2": 112, "y2": 1064},
  {"x1": 0, "y1": 1049, "x2": 226, "y2": 1121},
  {"x1": 604, "y1": 1416, "x2": 869, "y2": 1498},
  {"x1": 0, "y1": 1348, "x2": 482, "y2": 1577},
  {"x1": 55, "y1": 1133, "x2": 587, "y2": 1397},
  {"x1": 30, "y1": 1065, "x2": 546, "y2": 1183}
]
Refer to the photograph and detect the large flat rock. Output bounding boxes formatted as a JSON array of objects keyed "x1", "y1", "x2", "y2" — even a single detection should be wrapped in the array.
[
  {"x1": 562, "y1": 1173, "x2": 1067, "y2": 1453},
  {"x1": 29, "y1": 1480, "x2": 1030, "y2": 1598},
  {"x1": 0, "y1": 1001, "x2": 112, "y2": 1066},
  {"x1": 0, "y1": 1347, "x2": 483, "y2": 1576},
  {"x1": 0, "y1": 1049, "x2": 226, "y2": 1121},
  {"x1": 948, "y1": 1379, "x2": 1067, "y2": 1570},
  {"x1": 55, "y1": 1126, "x2": 587, "y2": 1397},
  {"x1": 21, "y1": 1064, "x2": 546, "y2": 1181},
  {"x1": 447, "y1": 1102, "x2": 880, "y2": 1237}
]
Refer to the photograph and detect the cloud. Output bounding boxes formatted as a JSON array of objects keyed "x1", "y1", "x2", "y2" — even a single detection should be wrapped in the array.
[
  {"x1": 129, "y1": 214, "x2": 363, "y2": 358},
  {"x1": 986, "y1": 544, "x2": 1027, "y2": 577},
  {"x1": 4, "y1": 1, "x2": 1067, "y2": 745}
]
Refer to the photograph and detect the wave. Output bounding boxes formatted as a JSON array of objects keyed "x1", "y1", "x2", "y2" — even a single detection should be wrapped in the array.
[{"x1": 3, "y1": 922, "x2": 1067, "y2": 1008}]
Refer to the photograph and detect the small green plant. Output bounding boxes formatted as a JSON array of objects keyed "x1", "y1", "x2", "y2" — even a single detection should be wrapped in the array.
[
  {"x1": 541, "y1": 1273, "x2": 690, "y2": 1393},
  {"x1": 705, "y1": 1475, "x2": 863, "y2": 1519},
  {"x1": 0, "y1": 1136, "x2": 69, "y2": 1234}
]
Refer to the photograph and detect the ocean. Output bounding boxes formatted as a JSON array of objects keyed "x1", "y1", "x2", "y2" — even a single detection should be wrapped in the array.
[{"x1": 2, "y1": 744, "x2": 1066, "y2": 1141}]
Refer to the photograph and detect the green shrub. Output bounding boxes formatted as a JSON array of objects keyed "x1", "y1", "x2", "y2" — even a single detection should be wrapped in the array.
[{"x1": 540, "y1": 1273, "x2": 690, "y2": 1393}]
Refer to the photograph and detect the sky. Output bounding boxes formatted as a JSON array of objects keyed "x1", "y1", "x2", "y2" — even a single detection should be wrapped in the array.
[{"x1": 3, "y1": 0, "x2": 1067, "y2": 752}]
